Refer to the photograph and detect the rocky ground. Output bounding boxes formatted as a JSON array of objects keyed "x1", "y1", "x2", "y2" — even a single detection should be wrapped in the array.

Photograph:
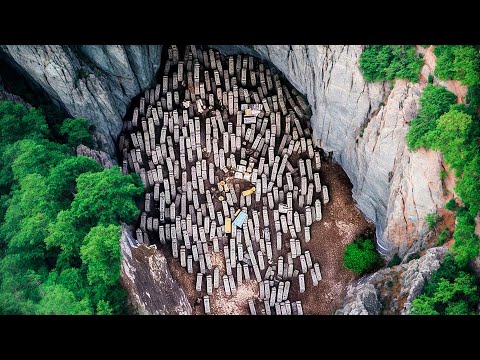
[
  {"x1": 289, "y1": 160, "x2": 374, "y2": 314},
  {"x1": 336, "y1": 246, "x2": 448, "y2": 315}
]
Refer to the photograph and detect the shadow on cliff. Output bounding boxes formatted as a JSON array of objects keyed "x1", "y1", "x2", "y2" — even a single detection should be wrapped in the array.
[{"x1": 0, "y1": 50, "x2": 69, "y2": 137}]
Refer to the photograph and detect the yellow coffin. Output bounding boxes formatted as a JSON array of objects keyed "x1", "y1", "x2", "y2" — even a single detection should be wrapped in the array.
[
  {"x1": 225, "y1": 217, "x2": 231, "y2": 233},
  {"x1": 242, "y1": 186, "x2": 256, "y2": 197}
]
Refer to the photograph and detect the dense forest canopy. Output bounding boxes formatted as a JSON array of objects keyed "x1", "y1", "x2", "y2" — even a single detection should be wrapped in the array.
[{"x1": 0, "y1": 100, "x2": 143, "y2": 314}]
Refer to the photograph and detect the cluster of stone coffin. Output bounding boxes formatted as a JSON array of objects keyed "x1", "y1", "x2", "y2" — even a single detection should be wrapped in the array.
[{"x1": 118, "y1": 45, "x2": 331, "y2": 315}]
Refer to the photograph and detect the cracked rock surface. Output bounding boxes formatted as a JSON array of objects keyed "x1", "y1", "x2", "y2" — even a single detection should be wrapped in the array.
[
  {"x1": 120, "y1": 224, "x2": 192, "y2": 315},
  {"x1": 336, "y1": 246, "x2": 448, "y2": 315},
  {"x1": 0, "y1": 45, "x2": 161, "y2": 155}
]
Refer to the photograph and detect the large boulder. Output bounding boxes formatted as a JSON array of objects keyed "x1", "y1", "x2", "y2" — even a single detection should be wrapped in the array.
[{"x1": 120, "y1": 224, "x2": 192, "y2": 315}]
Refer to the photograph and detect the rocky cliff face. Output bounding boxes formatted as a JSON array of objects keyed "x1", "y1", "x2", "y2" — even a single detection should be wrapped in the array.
[
  {"x1": 0, "y1": 45, "x2": 162, "y2": 155},
  {"x1": 354, "y1": 80, "x2": 445, "y2": 256},
  {"x1": 336, "y1": 246, "x2": 448, "y2": 315},
  {"x1": 120, "y1": 224, "x2": 192, "y2": 315},
  {"x1": 0, "y1": 44, "x2": 445, "y2": 256},
  {"x1": 76, "y1": 144, "x2": 117, "y2": 168}
]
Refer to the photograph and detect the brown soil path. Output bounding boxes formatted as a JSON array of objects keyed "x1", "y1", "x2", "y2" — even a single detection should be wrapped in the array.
[{"x1": 288, "y1": 160, "x2": 374, "y2": 314}]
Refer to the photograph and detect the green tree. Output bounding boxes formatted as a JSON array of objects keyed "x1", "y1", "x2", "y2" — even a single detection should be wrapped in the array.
[
  {"x1": 444, "y1": 199, "x2": 457, "y2": 211},
  {"x1": 45, "y1": 210, "x2": 88, "y2": 269},
  {"x1": 359, "y1": 45, "x2": 423, "y2": 83},
  {"x1": 0, "y1": 263, "x2": 43, "y2": 314},
  {"x1": 418, "y1": 85, "x2": 457, "y2": 121},
  {"x1": 36, "y1": 284, "x2": 93, "y2": 315},
  {"x1": 342, "y1": 237, "x2": 382, "y2": 275},
  {"x1": 359, "y1": 45, "x2": 393, "y2": 82},
  {"x1": 59, "y1": 118, "x2": 94, "y2": 148},
  {"x1": 425, "y1": 254, "x2": 459, "y2": 287},
  {"x1": 411, "y1": 271, "x2": 478, "y2": 315},
  {"x1": 0, "y1": 100, "x2": 49, "y2": 148},
  {"x1": 0, "y1": 174, "x2": 60, "y2": 270},
  {"x1": 0, "y1": 138, "x2": 67, "y2": 198},
  {"x1": 49, "y1": 267, "x2": 89, "y2": 301},
  {"x1": 451, "y1": 210, "x2": 479, "y2": 268},
  {"x1": 466, "y1": 85, "x2": 480, "y2": 110},
  {"x1": 425, "y1": 212, "x2": 441, "y2": 230},
  {"x1": 87, "y1": 281, "x2": 127, "y2": 314},
  {"x1": 406, "y1": 116, "x2": 438, "y2": 150},
  {"x1": 70, "y1": 166, "x2": 143, "y2": 226},
  {"x1": 80, "y1": 224, "x2": 122, "y2": 287},
  {"x1": 0, "y1": 100, "x2": 138, "y2": 315},
  {"x1": 434, "y1": 45, "x2": 480, "y2": 86},
  {"x1": 455, "y1": 154, "x2": 480, "y2": 216},
  {"x1": 409, "y1": 295, "x2": 440, "y2": 315},
  {"x1": 96, "y1": 299, "x2": 114, "y2": 315},
  {"x1": 387, "y1": 45, "x2": 424, "y2": 82},
  {"x1": 434, "y1": 46, "x2": 456, "y2": 80},
  {"x1": 445, "y1": 301, "x2": 470, "y2": 315},
  {"x1": 406, "y1": 85, "x2": 457, "y2": 150},
  {"x1": 0, "y1": 290, "x2": 38, "y2": 315},
  {"x1": 47, "y1": 156, "x2": 102, "y2": 208},
  {"x1": 9, "y1": 139, "x2": 69, "y2": 182},
  {"x1": 428, "y1": 110, "x2": 473, "y2": 172},
  {"x1": 435, "y1": 227, "x2": 450, "y2": 246}
]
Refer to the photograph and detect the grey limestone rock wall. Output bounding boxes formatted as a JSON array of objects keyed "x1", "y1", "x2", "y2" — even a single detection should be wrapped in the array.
[
  {"x1": 0, "y1": 45, "x2": 162, "y2": 155},
  {"x1": 120, "y1": 224, "x2": 192, "y2": 315}
]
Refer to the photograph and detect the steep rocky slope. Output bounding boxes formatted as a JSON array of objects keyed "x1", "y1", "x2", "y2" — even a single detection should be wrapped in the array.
[
  {"x1": 336, "y1": 246, "x2": 448, "y2": 315},
  {"x1": 0, "y1": 45, "x2": 161, "y2": 155},
  {"x1": 120, "y1": 224, "x2": 192, "y2": 315},
  {"x1": 0, "y1": 44, "x2": 445, "y2": 257}
]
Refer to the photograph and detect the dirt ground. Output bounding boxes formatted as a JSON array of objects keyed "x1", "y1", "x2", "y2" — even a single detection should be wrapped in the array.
[
  {"x1": 166, "y1": 241, "x2": 260, "y2": 315},
  {"x1": 285, "y1": 160, "x2": 374, "y2": 314},
  {"x1": 165, "y1": 158, "x2": 373, "y2": 315}
]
